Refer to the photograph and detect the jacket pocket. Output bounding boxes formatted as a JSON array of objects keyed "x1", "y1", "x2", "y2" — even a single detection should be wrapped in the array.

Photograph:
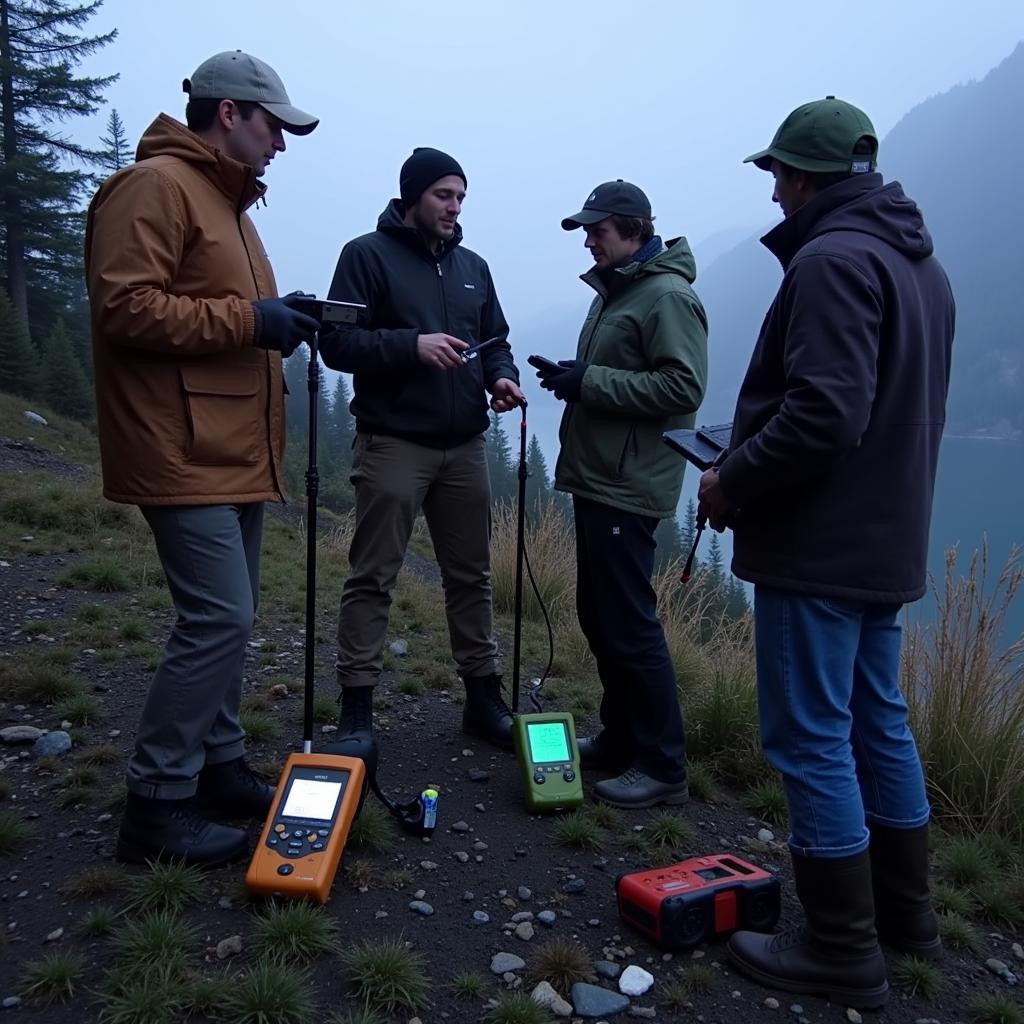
[
  {"x1": 180, "y1": 367, "x2": 260, "y2": 467},
  {"x1": 616, "y1": 423, "x2": 637, "y2": 480}
]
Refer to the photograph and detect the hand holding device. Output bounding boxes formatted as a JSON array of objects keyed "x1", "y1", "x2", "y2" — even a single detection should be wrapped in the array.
[
  {"x1": 538, "y1": 358, "x2": 588, "y2": 402},
  {"x1": 252, "y1": 292, "x2": 321, "y2": 356},
  {"x1": 527, "y1": 354, "x2": 561, "y2": 379},
  {"x1": 288, "y1": 296, "x2": 366, "y2": 328},
  {"x1": 418, "y1": 333, "x2": 469, "y2": 369}
]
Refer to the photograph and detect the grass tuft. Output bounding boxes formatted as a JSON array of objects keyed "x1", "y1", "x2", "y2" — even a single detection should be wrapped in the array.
[
  {"x1": 341, "y1": 934, "x2": 430, "y2": 1014},
  {"x1": 240, "y1": 708, "x2": 282, "y2": 743},
  {"x1": 968, "y1": 993, "x2": 1024, "y2": 1024},
  {"x1": 20, "y1": 951, "x2": 84, "y2": 1004},
  {"x1": 0, "y1": 810, "x2": 36, "y2": 856},
  {"x1": 59, "y1": 555, "x2": 131, "y2": 592},
  {"x1": 252, "y1": 901, "x2": 339, "y2": 964},
  {"x1": 58, "y1": 691, "x2": 102, "y2": 725},
  {"x1": 450, "y1": 968, "x2": 490, "y2": 1000},
  {"x1": 125, "y1": 859, "x2": 205, "y2": 914},
  {"x1": 63, "y1": 865, "x2": 127, "y2": 898},
  {"x1": 529, "y1": 934, "x2": 593, "y2": 991},
  {"x1": 975, "y1": 881, "x2": 1024, "y2": 928},
  {"x1": 686, "y1": 758, "x2": 717, "y2": 802},
  {"x1": 745, "y1": 778, "x2": 788, "y2": 825},
  {"x1": 550, "y1": 809, "x2": 602, "y2": 851},
  {"x1": 324, "y1": 1009, "x2": 389, "y2": 1024},
  {"x1": 81, "y1": 905, "x2": 118, "y2": 937},
  {"x1": 586, "y1": 802, "x2": 623, "y2": 831},
  {"x1": 348, "y1": 801, "x2": 394, "y2": 853},
  {"x1": 97, "y1": 961, "x2": 184, "y2": 1024},
  {"x1": 223, "y1": 959, "x2": 315, "y2": 1024},
  {"x1": 940, "y1": 837, "x2": 996, "y2": 888},
  {"x1": 646, "y1": 809, "x2": 696, "y2": 852},
  {"x1": 181, "y1": 973, "x2": 233, "y2": 1018},
  {"x1": 678, "y1": 965, "x2": 715, "y2": 995},
  {"x1": 892, "y1": 955, "x2": 943, "y2": 1000},
  {"x1": 111, "y1": 909, "x2": 197, "y2": 965},
  {"x1": 932, "y1": 880, "x2": 974, "y2": 917},
  {"x1": 484, "y1": 992, "x2": 556, "y2": 1024},
  {"x1": 938, "y1": 911, "x2": 981, "y2": 953}
]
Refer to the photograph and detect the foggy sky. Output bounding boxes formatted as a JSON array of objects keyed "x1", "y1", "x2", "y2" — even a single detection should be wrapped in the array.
[{"x1": 74, "y1": 0, "x2": 1024, "y2": 445}]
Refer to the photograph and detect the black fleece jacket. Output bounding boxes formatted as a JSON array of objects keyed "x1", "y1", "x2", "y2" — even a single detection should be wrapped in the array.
[
  {"x1": 719, "y1": 173, "x2": 955, "y2": 603},
  {"x1": 320, "y1": 200, "x2": 518, "y2": 449}
]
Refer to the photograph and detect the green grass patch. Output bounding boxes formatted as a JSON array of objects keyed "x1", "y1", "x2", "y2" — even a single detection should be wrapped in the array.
[
  {"x1": 0, "y1": 654, "x2": 85, "y2": 702},
  {"x1": 341, "y1": 934, "x2": 430, "y2": 1015},
  {"x1": 0, "y1": 810, "x2": 36, "y2": 855},
  {"x1": 252, "y1": 901, "x2": 339, "y2": 964},
  {"x1": 240, "y1": 708, "x2": 282, "y2": 743},
  {"x1": 181, "y1": 972, "x2": 233, "y2": 1018},
  {"x1": 550, "y1": 809, "x2": 602, "y2": 851},
  {"x1": 745, "y1": 778, "x2": 788, "y2": 825},
  {"x1": 968, "y1": 993, "x2": 1024, "y2": 1024},
  {"x1": 620, "y1": 829, "x2": 649, "y2": 854},
  {"x1": 79, "y1": 743, "x2": 120, "y2": 767},
  {"x1": 225, "y1": 959, "x2": 315, "y2": 1023},
  {"x1": 24, "y1": 619, "x2": 55, "y2": 636},
  {"x1": 77, "y1": 601, "x2": 110, "y2": 624},
  {"x1": 646, "y1": 809, "x2": 696, "y2": 853},
  {"x1": 450, "y1": 968, "x2": 490, "y2": 1000},
  {"x1": 19, "y1": 951, "x2": 85, "y2": 1005},
  {"x1": 325, "y1": 1009, "x2": 389, "y2": 1024},
  {"x1": 348, "y1": 802, "x2": 394, "y2": 853},
  {"x1": 96, "y1": 961, "x2": 184, "y2": 1024},
  {"x1": 938, "y1": 911, "x2": 981, "y2": 953},
  {"x1": 932, "y1": 880, "x2": 975, "y2": 917},
  {"x1": 892, "y1": 955, "x2": 943, "y2": 1000},
  {"x1": 677, "y1": 964, "x2": 715, "y2": 995},
  {"x1": 80, "y1": 905, "x2": 118, "y2": 937},
  {"x1": 397, "y1": 676, "x2": 425, "y2": 695},
  {"x1": 57, "y1": 691, "x2": 102, "y2": 726},
  {"x1": 59, "y1": 555, "x2": 132, "y2": 592},
  {"x1": 111, "y1": 909, "x2": 197, "y2": 965},
  {"x1": 484, "y1": 993, "x2": 555, "y2": 1024},
  {"x1": 118, "y1": 619, "x2": 148, "y2": 642},
  {"x1": 975, "y1": 881, "x2": 1023, "y2": 928},
  {"x1": 686, "y1": 759, "x2": 717, "y2": 802},
  {"x1": 586, "y1": 801, "x2": 623, "y2": 832},
  {"x1": 941, "y1": 837, "x2": 996, "y2": 888},
  {"x1": 125, "y1": 860, "x2": 205, "y2": 914}
]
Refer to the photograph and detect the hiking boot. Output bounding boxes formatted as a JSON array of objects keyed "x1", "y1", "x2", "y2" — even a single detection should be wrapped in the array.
[
  {"x1": 323, "y1": 685, "x2": 378, "y2": 778},
  {"x1": 462, "y1": 673, "x2": 515, "y2": 750},
  {"x1": 195, "y1": 756, "x2": 275, "y2": 821},
  {"x1": 577, "y1": 733, "x2": 632, "y2": 773},
  {"x1": 593, "y1": 766, "x2": 689, "y2": 808},
  {"x1": 116, "y1": 793, "x2": 249, "y2": 868},
  {"x1": 727, "y1": 850, "x2": 889, "y2": 1009}
]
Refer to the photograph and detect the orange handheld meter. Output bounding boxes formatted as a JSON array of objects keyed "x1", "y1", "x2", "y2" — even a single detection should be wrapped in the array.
[
  {"x1": 245, "y1": 752, "x2": 365, "y2": 904},
  {"x1": 616, "y1": 854, "x2": 780, "y2": 950}
]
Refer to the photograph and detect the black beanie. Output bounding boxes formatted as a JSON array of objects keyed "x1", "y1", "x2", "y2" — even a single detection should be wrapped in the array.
[{"x1": 399, "y1": 147, "x2": 466, "y2": 207}]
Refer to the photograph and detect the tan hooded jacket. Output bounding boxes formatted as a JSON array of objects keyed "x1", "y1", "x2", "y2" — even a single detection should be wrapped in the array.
[{"x1": 85, "y1": 114, "x2": 286, "y2": 505}]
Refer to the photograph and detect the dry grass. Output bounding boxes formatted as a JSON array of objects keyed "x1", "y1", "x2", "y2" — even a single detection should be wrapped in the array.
[{"x1": 902, "y1": 544, "x2": 1024, "y2": 842}]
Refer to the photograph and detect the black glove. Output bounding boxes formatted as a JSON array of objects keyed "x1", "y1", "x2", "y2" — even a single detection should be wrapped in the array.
[
  {"x1": 539, "y1": 359, "x2": 589, "y2": 402},
  {"x1": 252, "y1": 292, "x2": 321, "y2": 357}
]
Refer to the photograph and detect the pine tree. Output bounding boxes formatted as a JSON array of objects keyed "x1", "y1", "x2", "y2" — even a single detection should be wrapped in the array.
[
  {"x1": 485, "y1": 410, "x2": 515, "y2": 504},
  {"x1": 97, "y1": 106, "x2": 131, "y2": 172},
  {"x1": 0, "y1": 0, "x2": 117, "y2": 336},
  {"x1": 283, "y1": 346, "x2": 310, "y2": 442},
  {"x1": 40, "y1": 316, "x2": 90, "y2": 417},
  {"x1": 680, "y1": 497, "x2": 697, "y2": 553},
  {"x1": 706, "y1": 533, "x2": 725, "y2": 585},
  {"x1": 0, "y1": 284, "x2": 37, "y2": 396},
  {"x1": 654, "y1": 515, "x2": 685, "y2": 571},
  {"x1": 525, "y1": 433, "x2": 550, "y2": 509},
  {"x1": 326, "y1": 373, "x2": 354, "y2": 458}
]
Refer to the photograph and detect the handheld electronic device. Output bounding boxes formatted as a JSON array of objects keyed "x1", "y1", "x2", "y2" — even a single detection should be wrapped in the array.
[
  {"x1": 246, "y1": 752, "x2": 365, "y2": 903},
  {"x1": 462, "y1": 336, "x2": 503, "y2": 363},
  {"x1": 291, "y1": 296, "x2": 366, "y2": 326},
  {"x1": 512, "y1": 712, "x2": 584, "y2": 812},
  {"x1": 662, "y1": 422, "x2": 733, "y2": 471},
  {"x1": 527, "y1": 353, "x2": 562, "y2": 376},
  {"x1": 616, "y1": 854, "x2": 780, "y2": 950}
]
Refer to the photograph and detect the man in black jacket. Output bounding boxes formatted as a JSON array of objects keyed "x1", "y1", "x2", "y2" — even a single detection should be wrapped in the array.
[
  {"x1": 698, "y1": 98, "x2": 954, "y2": 1008},
  {"x1": 320, "y1": 148, "x2": 524, "y2": 760}
]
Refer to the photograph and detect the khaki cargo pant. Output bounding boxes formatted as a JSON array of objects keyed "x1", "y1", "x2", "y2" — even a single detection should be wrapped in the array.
[{"x1": 337, "y1": 432, "x2": 498, "y2": 688}]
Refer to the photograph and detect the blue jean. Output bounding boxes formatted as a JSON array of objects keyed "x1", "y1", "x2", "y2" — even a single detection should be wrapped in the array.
[{"x1": 754, "y1": 587, "x2": 930, "y2": 858}]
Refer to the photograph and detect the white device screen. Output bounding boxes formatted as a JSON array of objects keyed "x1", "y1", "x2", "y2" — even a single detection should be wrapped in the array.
[
  {"x1": 282, "y1": 778, "x2": 342, "y2": 820},
  {"x1": 527, "y1": 721, "x2": 571, "y2": 763}
]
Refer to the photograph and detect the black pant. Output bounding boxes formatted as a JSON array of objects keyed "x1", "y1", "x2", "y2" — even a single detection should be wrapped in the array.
[{"x1": 573, "y1": 495, "x2": 687, "y2": 783}]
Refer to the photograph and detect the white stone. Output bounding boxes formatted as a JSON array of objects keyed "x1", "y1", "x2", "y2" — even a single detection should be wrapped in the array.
[
  {"x1": 531, "y1": 981, "x2": 573, "y2": 1017},
  {"x1": 847, "y1": 1010, "x2": 863, "y2": 1024},
  {"x1": 44, "y1": 928, "x2": 63, "y2": 942},
  {"x1": 215, "y1": 935, "x2": 242, "y2": 959},
  {"x1": 0, "y1": 726, "x2": 43, "y2": 744},
  {"x1": 22, "y1": 411, "x2": 47, "y2": 426},
  {"x1": 757, "y1": 828, "x2": 775, "y2": 843},
  {"x1": 619, "y1": 964, "x2": 655, "y2": 996}
]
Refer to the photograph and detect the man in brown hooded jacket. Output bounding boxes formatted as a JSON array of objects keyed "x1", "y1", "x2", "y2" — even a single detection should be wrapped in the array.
[{"x1": 85, "y1": 51, "x2": 320, "y2": 866}]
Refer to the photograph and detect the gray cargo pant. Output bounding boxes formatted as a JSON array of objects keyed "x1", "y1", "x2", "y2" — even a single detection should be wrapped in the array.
[
  {"x1": 337, "y1": 433, "x2": 498, "y2": 688},
  {"x1": 127, "y1": 502, "x2": 262, "y2": 799}
]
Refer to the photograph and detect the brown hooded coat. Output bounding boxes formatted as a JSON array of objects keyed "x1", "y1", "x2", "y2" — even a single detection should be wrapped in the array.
[{"x1": 85, "y1": 114, "x2": 286, "y2": 505}]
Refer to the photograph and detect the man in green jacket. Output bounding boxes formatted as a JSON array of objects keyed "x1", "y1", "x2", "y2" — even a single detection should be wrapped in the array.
[{"x1": 535, "y1": 180, "x2": 708, "y2": 807}]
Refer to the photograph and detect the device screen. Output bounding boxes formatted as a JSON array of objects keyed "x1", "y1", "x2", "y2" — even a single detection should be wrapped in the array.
[
  {"x1": 282, "y1": 778, "x2": 343, "y2": 821},
  {"x1": 695, "y1": 865, "x2": 733, "y2": 881},
  {"x1": 527, "y1": 721, "x2": 571, "y2": 763}
]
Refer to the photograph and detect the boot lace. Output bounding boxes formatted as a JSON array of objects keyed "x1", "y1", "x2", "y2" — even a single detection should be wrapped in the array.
[{"x1": 767, "y1": 926, "x2": 807, "y2": 953}]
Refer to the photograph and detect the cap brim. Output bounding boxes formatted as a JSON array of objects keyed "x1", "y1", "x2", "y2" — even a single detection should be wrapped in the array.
[
  {"x1": 258, "y1": 102, "x2": 319, "y2": 136},
  {"x1": 743, "y1": 148, "x2": 774, "y2": 171},
  {"x1": 560, "y1": 208, "x2": 612, "y2": 231}
]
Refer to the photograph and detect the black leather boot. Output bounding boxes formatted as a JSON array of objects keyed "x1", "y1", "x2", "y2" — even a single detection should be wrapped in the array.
[
  {"x1": 577, "y1": 732, "x2": 632, "y2": 773},
  {"x1": 870, "y1": 822, "x2": 942, "y2": 960},
  {"x1": 195, "y1": 756, "x2": 275, "y2": 820},
  {"x1": 728, "y1": 850, "x2": 889, "y2": 1009},
  {"x1": 462, "y1": 673, "x2": 514, "y2": 750},
  {"x1": 323, "y1": 685, "x2": 378, "y2": 779},
  {"x1": 116, "y1": 793, "x2": 249, "y2": 868}
]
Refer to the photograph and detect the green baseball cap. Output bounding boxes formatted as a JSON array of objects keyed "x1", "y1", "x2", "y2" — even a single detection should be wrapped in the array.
[
  {"x1": 183, "y1": 50, "x2": 318, "y2": 136},
  {"x1": 744, "y1": 96, "x2": 877, "y2": 174}
]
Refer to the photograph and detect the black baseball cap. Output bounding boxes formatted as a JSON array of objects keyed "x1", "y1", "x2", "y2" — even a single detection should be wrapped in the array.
[{"x1": 561, "y1": 180, "x2": 652, "y2": 230}]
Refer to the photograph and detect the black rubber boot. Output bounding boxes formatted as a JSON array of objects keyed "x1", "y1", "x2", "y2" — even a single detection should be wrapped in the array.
[
  {"x1": 869, "y1": 822, "x2": 942, "y2": 960},
  {"x1": 323, "y1": 685, "x2": 378, "y2": 780},
  {"x1": 462, "y1": 673, "x2": 514, "y2": 750},
  {"x1": 194, "y1": 756, "x2": 275, "y2": 821},
  {"x1": 116, "y1": 793, "x2": 249, "y2": 868},
  {"x1": 727, "y1": 851, "x2": 889, "y2": 1009}
]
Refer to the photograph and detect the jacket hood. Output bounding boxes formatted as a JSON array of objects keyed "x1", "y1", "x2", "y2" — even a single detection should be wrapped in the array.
[
  {"x1": 376, "y1": 198, "x2": 463, "y2": 257},
  {"x1": 135, "y1": 114, "x2": 265, "y2": 210},
  {"x1": 763, "y1": 173, "x2": 934, "y2": 268},
  {"x1": 582, "y1": 235, "x2": 697, "y2": 295}
]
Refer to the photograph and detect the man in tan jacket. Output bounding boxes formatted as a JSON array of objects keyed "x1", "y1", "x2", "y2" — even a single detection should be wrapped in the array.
[{"x1": 85, "y1": 51, "x2": 320, "y2": 866}]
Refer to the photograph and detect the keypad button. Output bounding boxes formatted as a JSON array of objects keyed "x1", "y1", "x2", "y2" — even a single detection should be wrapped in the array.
[
  {"x1": 277, "y1": 864, "x2": 294, "y2": 876},
  {"x1": 563, "y1": 770, "x2": 576, "y2": 783},
  {"x1": 311, "y1": 842, "x2": 325, "y2": 851},
  {"x1": 533, "y1": 773, "x2": 545, "y2": 785}
]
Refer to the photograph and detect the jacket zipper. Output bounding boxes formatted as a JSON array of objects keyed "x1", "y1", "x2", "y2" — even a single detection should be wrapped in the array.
[{"x1": 437, "y1": 258, "x2": 455, "y2": 446}]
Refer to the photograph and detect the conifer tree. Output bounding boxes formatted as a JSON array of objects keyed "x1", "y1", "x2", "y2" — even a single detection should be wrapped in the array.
[
  {"x1": 97, "y1": 106, "x2": 131, "y2": 172},
  {"x1": 0, "y1": 285, "x2": 37, "y2": 396},
  {"x1": 40, "y1": 316, "x2": 90, "y2": 417}
]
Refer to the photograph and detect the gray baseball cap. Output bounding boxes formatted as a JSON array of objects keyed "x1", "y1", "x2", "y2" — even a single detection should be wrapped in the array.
[{"x1": 183, "y1": 50, "x2": 318, "y2": 136}]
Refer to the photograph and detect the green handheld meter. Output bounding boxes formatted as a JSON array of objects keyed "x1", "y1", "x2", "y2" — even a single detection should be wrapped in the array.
[{"x1": 513, "y1": 712, "x2": 584, "y2": 812}]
